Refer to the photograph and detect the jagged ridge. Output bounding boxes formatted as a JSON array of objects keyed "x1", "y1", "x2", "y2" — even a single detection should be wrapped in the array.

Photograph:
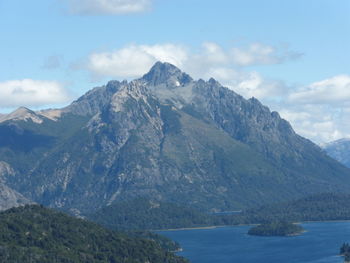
[{"x1": 0, "y1": 62, "x2": 349, "y2": 214}]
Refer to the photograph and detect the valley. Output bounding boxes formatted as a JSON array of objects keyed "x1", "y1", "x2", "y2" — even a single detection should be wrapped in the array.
[{"x1": 1, "y1": 63, "x2": 350, "y2": 262}]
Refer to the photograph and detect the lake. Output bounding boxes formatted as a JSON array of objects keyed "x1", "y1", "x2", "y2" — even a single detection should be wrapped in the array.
[{"x1": 159, "y1": 222, "x2": 350, "y2": 263}]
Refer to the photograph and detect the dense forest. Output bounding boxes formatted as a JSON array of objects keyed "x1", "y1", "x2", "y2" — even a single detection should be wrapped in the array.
[
  {"x1": 88, "y1": 198, "x2": 212, "y2": 231},
  {"x1": 220, "y1": 193, "x2": 350, "y2": 225},
  {"x1": 248, "y1": 221, "x2": 304, "y2": 236},
  {"x1": 127, "y1": 231, "x2": 182, "y2": 252},
  {"x1": 0, "y1": 205, "x2": 188, "y2": 263}
]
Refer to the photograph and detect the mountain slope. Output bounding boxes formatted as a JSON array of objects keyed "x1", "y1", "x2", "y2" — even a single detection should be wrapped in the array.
[
  {"x1": 0, "y1": 62, "x2": 350, "y2": 214},
  {"x1": 144, "y1": 63, "x2": 350, "y2": 191}
]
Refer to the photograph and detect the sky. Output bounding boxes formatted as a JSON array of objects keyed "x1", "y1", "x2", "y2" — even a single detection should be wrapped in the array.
[{"x1": 0, "y1": 0, "x2": 349, "y2": 144}]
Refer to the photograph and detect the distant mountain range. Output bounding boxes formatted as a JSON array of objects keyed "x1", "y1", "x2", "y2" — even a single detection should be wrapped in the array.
[
  {"x1": 323, "y1": 138, "x2": 350, "y2": 168},
  {"x1": 1, "y1": 62, "x2": 350, "y2": 215}
]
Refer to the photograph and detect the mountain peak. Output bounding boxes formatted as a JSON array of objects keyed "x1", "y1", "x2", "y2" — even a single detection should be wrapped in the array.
[
  {"x1": 150, "y1": 61, "x2": 179, "y2": 72},
  {"x1": 141, "y1": 61, "x2": 192, "y2": 87},
  {"x1": 0, "y1": 107, "x2": 44, "y2": 124},
  {"x1": 13, "y1": 106, "x2": 32, "y2": 113}
]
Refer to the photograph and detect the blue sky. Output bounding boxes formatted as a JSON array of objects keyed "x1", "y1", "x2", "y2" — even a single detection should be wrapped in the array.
[{"x1": 0, "y1": 0, "x2": 349, "y2": 143}]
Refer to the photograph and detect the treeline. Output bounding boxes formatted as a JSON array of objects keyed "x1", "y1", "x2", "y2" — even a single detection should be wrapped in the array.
[
  {"x1": 0, "y1": 205, "x2": 188, "y2": 263},
  {"x1": 247, "y1": 221, "x2": 304, "y2": 236},
  {"x1": 340, "y1": 243, "x2": 350, "y2": 262},
  {"x1": 87, "y1": 193, "x2": 350, "y2": 231}
]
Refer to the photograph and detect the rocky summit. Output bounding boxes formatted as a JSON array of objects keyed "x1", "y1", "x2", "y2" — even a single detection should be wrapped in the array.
[{"x1": 0, "y1": 62, "x2": 350, "y2": 215}]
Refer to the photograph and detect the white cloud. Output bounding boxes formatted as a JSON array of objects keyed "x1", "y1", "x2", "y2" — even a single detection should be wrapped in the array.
[
  {"x1": 65, "y1": 0, "x2": 152, "y2": 15},
  {"x1": 85, "y1": 42, "x2": 298, "y2": 100},
  {"x1": 288, "y1": 75, "x2": 350, "y2": 105},
  {"x1": 86, "y1": 42, "x2": 301, "y2": 78},
  {"x1": 0, "y1": 79, "x2": 71, "y2": 108},
  {"x1": 87, "y1": 44, "x2": 188, "y2": 79}
]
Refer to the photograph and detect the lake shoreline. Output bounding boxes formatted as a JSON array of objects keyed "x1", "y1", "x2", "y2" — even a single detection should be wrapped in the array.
[
  {"x1": 160, "y1": 221, "x2": 350, "y2": 263},
  {"x1": 159, "y1": 225, "x2": 224, "y2": 231},
  {"x1": 159, "y1": 219, "x2": 350, "y2": 232}
]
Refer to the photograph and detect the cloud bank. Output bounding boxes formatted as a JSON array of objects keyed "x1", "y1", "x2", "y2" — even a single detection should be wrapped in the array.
[
  {"x1": 65, "y1": 0, "x2": 152, "y2": 15},
  {"x1": 86, "y1": 42, "x2": 301, "y2": 78},
  {"x1": 278, "y1": 75, "x2": 350, "y2": 143},
  {"x1": 288, "y1": 75, "x2": 350, "y2": 105},
  {"x1": 87, "y1": 44, "x2": 188, "y2": 78},
  {"x1": 85, "y1": 42, "x2": 298, "y2": 100},
  {"x1": 0, "y1": 79, "x2": 71, "y2": 108}
]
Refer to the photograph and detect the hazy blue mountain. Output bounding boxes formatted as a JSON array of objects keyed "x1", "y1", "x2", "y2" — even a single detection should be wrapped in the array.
[
  {"x1": 323, "y1": 138, "x2": 350, "y2": 168},
  {"x1": 0, "y1": 62, "x2": 350, "y2": 215}
]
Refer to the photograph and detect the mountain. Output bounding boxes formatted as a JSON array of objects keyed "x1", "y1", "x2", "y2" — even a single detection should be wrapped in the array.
[
  {"x1": 323, "y1": 138, "x2": 350, "y2": 168},
  {"x1": 0, "y1": 205, "x2": 188, "y2": 263},
  {"x1": 0, "y1": 62, "x2": 350, "y2": 215}
]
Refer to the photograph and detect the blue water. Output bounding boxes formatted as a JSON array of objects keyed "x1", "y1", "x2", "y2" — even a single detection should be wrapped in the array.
[{"x1": 159, "y1": 222, "x2": 350, "y2": 263}]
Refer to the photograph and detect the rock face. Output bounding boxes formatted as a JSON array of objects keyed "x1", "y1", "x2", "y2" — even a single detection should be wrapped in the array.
[
  {"x1": 0, "y1": 62, "x2": 350, "y2": 214},
  {"x1": 0, "y1": 162, "x2": 32, "y2": 210},
  {"x1": 324, "y1": 139, "x2": 350, "y2": 168}
]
